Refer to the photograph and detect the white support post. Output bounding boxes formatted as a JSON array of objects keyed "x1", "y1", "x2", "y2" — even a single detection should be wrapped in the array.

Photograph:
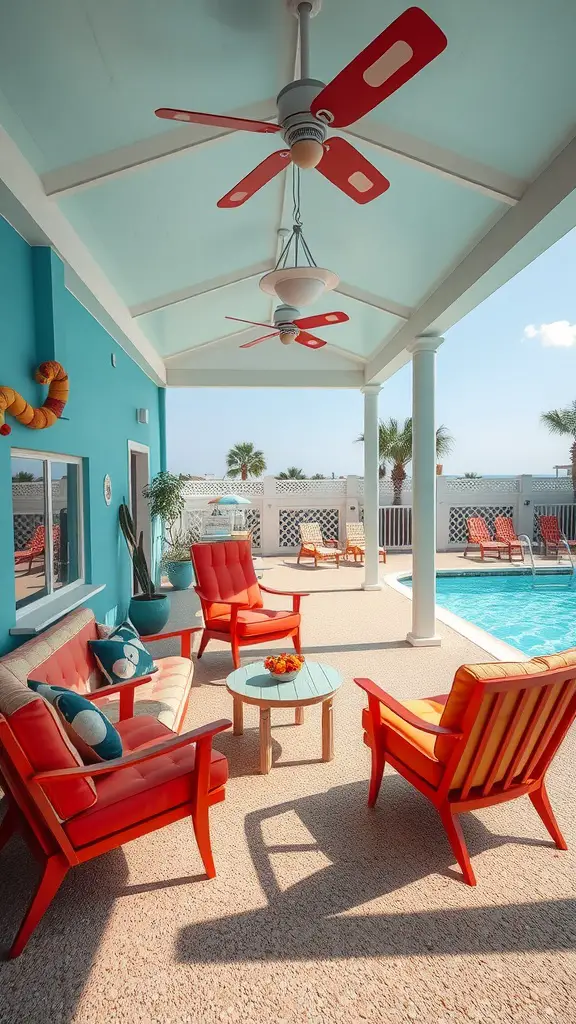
[
  {"x1": 361, "y1": 384, "x2": 382, "y2": 590},
  {"x1": 407, "y1": 338, "x2": 443, "y2": 646}
]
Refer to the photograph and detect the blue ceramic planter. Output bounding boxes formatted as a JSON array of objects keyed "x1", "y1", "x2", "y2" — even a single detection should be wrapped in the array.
[
  {"x1": 166, "y1": 560, "x2": 194, "y2": 591},
  {"x1": 129, "y1": 594, "x2": 170, "y2": 636}
]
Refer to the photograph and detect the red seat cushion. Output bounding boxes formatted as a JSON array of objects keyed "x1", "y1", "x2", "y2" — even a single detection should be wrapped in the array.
[
  {"x1": 206, "y1": 608, "x2": 300, "y2": 638},
  {"x1": 64, "y1": 716, "x2": 228, "y2": 847}
]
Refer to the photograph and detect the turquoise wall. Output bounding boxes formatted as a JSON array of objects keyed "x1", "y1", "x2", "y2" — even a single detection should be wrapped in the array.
[{"x1": 0, "y1": 215, "x2": 163, "y2": 653}]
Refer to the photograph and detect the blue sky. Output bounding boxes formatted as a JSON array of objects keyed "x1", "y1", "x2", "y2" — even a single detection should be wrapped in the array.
[{"x1": 167, "y1": 228, "x2": 576, "y2": 478}]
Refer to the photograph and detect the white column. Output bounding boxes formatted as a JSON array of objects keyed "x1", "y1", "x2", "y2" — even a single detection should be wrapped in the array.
[
  {"x1": 361, "y1": 384, "x2": 382, "y2": 590},
  {"x1": 407, "y1": 338, "x2": 443, "y2": 646}
]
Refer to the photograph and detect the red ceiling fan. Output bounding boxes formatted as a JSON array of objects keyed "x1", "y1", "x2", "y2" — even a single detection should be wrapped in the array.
[
  {"x1": 225, "y1": 305, "x2": 349, "y2": 349},
  {"x1": 155, "y1": 3, "x2": 447, "y2": 208}
]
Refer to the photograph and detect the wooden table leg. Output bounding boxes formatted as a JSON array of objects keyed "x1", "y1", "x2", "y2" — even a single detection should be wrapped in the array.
[
  {"x1": 322, "y1": 698, "x2": 334, "y2": 762},
  {"x1": 259, "y1": 707, "x2": 272, "y2": 774},
  {"x1": 233, "y1": 695, "x2": 244, "y2": 736},
  {"x1": 295, "y1": 706, "x2": 305, "y2": 725}
]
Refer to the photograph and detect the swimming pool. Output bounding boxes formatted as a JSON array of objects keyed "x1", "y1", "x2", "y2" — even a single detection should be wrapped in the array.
[{"x1": 403, "y1": 570, "x2": 576, "y2": 657}]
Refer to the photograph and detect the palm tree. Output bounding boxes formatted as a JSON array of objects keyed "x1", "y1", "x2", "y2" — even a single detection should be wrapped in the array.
[
  {"x1": 277, "y1": 467, "x2": 307, "y2": 479},
  {"x1": 311, "y1": 473, "x2": 325, "y2": 479},
  {"x1": 541, "y1": 401, "x2": 576, "y2": 500},
  {"x1": 357, "y1": 417, "x2": 453, "y2": 505},
  {"x1": 463, "y1": 472, "x2": 482, "y2": 478},
  {"x1": 225, "y1": 441, "x2": 266, "y2": 480}
]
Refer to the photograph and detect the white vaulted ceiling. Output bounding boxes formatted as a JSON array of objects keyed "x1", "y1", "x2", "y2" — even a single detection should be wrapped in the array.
[{"x1": 1, "y1": 0, "x2": 576, "y2": 387}]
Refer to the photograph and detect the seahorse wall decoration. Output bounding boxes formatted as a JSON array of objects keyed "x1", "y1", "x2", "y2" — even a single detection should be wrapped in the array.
[{"x1": 0, "y1": 361, "x2": 69, "y2": 436}]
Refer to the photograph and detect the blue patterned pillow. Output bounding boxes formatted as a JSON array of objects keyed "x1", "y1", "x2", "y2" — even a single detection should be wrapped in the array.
[
  {"x1": 28, "y1": 681, "x2": 122, "y2": 763},
  {"x1": 88, "y1": 620, "x2": 157, "y2": 686}
]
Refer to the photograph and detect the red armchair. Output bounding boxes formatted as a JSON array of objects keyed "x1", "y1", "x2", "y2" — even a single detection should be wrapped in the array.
[
  {"x1": 191, "y1": 540, "x2": 308, "y2": 668},
  {"x1": 0, "y1": 667, "x2": 231, "y2": 957}
]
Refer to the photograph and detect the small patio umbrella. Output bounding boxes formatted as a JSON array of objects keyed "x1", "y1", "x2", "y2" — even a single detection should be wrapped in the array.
[{"x1": 207, "y1": 495, "x2": 251, "y2": 506}]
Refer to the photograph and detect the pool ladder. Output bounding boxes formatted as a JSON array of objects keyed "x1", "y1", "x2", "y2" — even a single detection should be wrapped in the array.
[{"x1": 518, "y1": 533, "x2": 576, "y2": 587}]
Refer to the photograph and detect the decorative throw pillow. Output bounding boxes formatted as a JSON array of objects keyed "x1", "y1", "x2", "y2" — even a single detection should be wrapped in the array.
[
  {"x1": 28, "y1": 681, "x2": 123, "y2": 764},
  {"x1": 96, "y1": 618, "x2": 136, "y2": 639},
  {"x1": 89, "y1": 621, "x2": 157, "y2": 686}
]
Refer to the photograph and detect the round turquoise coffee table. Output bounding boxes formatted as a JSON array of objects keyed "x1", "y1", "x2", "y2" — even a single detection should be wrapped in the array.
[{"x1": 226, "y1": 661, "x2": 343, "y2": 774}]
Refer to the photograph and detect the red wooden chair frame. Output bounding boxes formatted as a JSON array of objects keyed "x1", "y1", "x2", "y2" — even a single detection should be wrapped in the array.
[
  {"x1": 356, "y1": 666, "x2": 576, "y2": 886},
  {"x1": 0, "y1": 626, "x2": 230, "y2": 958},
  {"x1": 464, "y1": 517, "x2": 508, "y2": 561},
  {"x1": 494, "y1": 516, "x2": 524, "y2": 562},
  {"x1": 538, "y1": 515, "x2": 576, "y2": 558}
]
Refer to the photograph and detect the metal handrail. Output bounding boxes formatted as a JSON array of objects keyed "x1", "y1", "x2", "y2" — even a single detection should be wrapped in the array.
[
  {"x1": 518, "y1": 532, "x2": 575, "y2": 587},
  {"x1": 558, "y1": 532, "x2": 575, "y2": 573}
]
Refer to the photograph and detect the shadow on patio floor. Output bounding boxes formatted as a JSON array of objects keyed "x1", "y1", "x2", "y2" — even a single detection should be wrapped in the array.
[{"x1": 176, "y1": 779, "x2": 575, "y2": 964}]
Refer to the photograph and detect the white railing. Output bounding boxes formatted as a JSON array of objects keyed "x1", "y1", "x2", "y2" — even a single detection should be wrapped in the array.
[{"x1": 379, "y1": 506, "x2": 412, "y2": 548}]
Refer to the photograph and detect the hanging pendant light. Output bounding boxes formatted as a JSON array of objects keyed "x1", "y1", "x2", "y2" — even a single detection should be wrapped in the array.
[{"x1": 259, "y1": 165, "x2": 339, "y2": 308}]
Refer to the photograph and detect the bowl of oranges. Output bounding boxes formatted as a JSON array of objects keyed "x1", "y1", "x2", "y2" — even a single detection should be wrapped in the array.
[{"x1": 264, "y1": 653, "x2": 305, "y2": 682}]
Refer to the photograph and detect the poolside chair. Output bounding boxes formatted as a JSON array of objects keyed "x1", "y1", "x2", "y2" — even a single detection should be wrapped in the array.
[
  {"x1": 494, "y1": 517, "x2": 524, "y2": 562},
  {"x1": 344, "y1": 521, "x2": 387, "y2": 564},
  {"x1": 192, "y1": 539, "x2": 307, "y2": 668},
  {"x1": 356, "y1": 648, "x2": 576, "y2": 886},
  {"x1": 297, "y1": 522, "x2": 343, "y2": 568},
  {"x1": 464, "y1": 517, "x2": 508, "y2": 561},
  {"x1": 538, "y1": 515, "x2": 576, "y2": 558}
]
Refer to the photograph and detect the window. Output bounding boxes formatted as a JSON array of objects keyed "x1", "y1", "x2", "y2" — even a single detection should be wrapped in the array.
[{"x1": 11, "y1": 450, "x2": 83, "y2": 612}]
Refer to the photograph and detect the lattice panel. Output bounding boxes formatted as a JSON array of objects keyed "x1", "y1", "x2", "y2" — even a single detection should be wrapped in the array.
[
  {"x1": 279, "y1": 508, "x2": 339, "y2": 548},
  {"x1": 13, "y1": 513, "x2": 44, "y2": 550},
  {"x1": 445, "y1": 478, "x2": 519, "y2": 492},
  {"x1": 182, "y1": 479, "x2": 263, "y2": 496},
  {"x1": 275, "y1": 478, "x2": 346, "y2": 496},
  {"x1": 532, "y1": 478, "x2": 573, "y2": 492},
  {"x1": 449, "y1": 505, "x2": 514, "y2": 543}
]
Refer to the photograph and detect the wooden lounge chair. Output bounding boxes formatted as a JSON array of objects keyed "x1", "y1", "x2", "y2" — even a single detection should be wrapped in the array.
[
  {"x1": 344, "y1": 521, "x2": 387, "y2": 563},
  {"x1": 297, "y1": 522, "x2": 343, "y2": 568},
  {"x1": 14, "y1": 525, "x2": 60, "y2": 572},
  {"x1": 538, "y1": 515, "x2": 576, "y2": 558},
  {"x1": 464, "y1": 517, "x2": 508, "y2": 561},
  {"x1": 494, "y1": 516, "x2": 524, "y2": 561},
  {"x1": 356, "y1": 648, "x2": 576, "y2": 886}
]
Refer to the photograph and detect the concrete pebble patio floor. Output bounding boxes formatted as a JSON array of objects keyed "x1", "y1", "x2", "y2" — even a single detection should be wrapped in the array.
[{"x1": 1, "y1": 555, "x2": 575, "y2": 1024}]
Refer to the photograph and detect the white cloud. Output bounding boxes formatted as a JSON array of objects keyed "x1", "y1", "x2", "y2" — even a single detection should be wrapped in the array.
[{"x1": 523, "y1": 320, "x2": 576, "y2": 347}]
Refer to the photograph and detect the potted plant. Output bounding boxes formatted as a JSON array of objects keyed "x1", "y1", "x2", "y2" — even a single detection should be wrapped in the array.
[
  {"x1": 161, "y1": 528, "x2": 198, "y2": 590},
  {"x1": 118, "y1": 502, "x2": 170, "y2": 635},
  {"x1": 143, "y1": 471, "x2": 195, "y2": 590}
]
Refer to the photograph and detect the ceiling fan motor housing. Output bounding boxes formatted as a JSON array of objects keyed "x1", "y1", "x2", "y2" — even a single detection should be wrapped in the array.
[
  {"x1": 273, "y1": 304, "x2": 301, "y2": 344},
  {"x1": 277, "y1": 80, "x2": 327, "y2": 166}
]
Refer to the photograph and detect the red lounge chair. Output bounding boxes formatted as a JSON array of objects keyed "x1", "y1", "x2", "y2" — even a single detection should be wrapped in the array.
[
  {"x1": 494, "y1": 516, "x2": 524, "y2": 562},
  {"x1": 538, "y1": 515, "x2": 576, "y2": 558},
  {"x1": 0, "y1": 672, "x2": 231, "y2": 957},
  {"x1": 192, "y1": 539, "x2": 308, "y2": 669},
  {"x1": 356, "y1": 648, "x2": 576, "y2": 886},
  {"x1": 464, "y1": 517, "x2": 508, "y2": 561},
  {"x1": 14, "y1": 525, "x2": 61, "y2": 572}
]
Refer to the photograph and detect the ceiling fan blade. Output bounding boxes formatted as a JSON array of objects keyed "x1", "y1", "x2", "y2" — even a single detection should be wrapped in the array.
[
  {"x1": 240, "y1": 332, "x2": 280, "y2": 349},
  {"x1": 155, "y1": 108, "x2": 281, "y2": 133},
  {"x1": 295, "y1": 332, "x2": 327, "y2": 350},
  {"x1": 310, "y1": 7, "x2": 447, "y2": 128},
  {"x1": 316, "y1": 138, "x2": 390, "y2": 204},
  {"x1": 217, "y1": 150, "x2": 291, "y2": 208},
  {"x1": 226, "y1": 316, "x2": 276, "y2": 330},
  {"x1": 294, "y1": 311, "x2": 349, "y2": 330}
]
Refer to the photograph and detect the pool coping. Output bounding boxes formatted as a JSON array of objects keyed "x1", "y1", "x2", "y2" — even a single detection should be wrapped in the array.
[{"x1": 384, "y1": 568, "x2": 531, "y2": 662}]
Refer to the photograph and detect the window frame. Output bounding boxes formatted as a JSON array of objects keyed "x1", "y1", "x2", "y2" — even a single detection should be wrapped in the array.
[{"x1": 12, "y1": 447, "x2": 85, "y2": 618}]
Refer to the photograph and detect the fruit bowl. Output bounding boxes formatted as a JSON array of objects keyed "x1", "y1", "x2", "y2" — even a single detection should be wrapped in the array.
[{"x1": 264, "y1": 653, "x2": 304, "y2": 682}]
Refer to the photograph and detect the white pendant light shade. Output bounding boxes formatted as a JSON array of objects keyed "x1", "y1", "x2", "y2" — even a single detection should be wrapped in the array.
[{"x1": 260, "y1": 267, "x2": 339, "y2": 307}]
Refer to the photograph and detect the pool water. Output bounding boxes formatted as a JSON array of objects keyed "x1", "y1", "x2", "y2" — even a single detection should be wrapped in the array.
[{"x1": 405, "y1": 570, "x2": 576, "y2": 657}]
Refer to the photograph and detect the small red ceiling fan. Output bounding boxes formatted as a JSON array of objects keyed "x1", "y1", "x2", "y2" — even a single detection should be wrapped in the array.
[
  {"x1": 155, "y1": 3, "x2": 447, "y2": 208},
  {"x1": 226, "y1": 305, "x2": 349, "y2": 349}
]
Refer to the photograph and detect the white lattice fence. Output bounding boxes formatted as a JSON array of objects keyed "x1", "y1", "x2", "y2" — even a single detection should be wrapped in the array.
[
  {"x1": 275, "y1": 478, "x2": 346, "y2": 496},
  {"x1": 448, "y1": 505, "x2": 515, "y2": 544},
  {"x1": 279, "y1": 508, "x2": 340, "y2": 548},
  {"x1": 444, "y1": 477, "x2": 520, "y2": 493},
  {"x1": 182, "y1": 479, "x2": 264, "y2": 496},
  {"x1": 13, "y1": 513, "x2": 44, "y2": 549}
]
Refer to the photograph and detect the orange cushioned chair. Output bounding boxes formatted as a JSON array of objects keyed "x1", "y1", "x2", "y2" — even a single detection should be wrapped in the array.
[
  {"x1": 0, "y1": 666, "x2": 231, "y2": 957},
  {"x1": 192, "y1": 539, "x2": 308, "y2": 669},
  {"x1": 356, "y1": 649, "x2": 576, "y2": 886},
  {"x1": 538, "y1": 515, "x2": 576, "y2": 558},
  {"x1": 464, "y1": 517, "x2": 508, "y2": 561}
]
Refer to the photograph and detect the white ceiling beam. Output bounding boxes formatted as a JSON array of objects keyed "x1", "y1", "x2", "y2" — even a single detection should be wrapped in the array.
[
  {"x1": 130, "y1": 262, "x2": 273, "y2": 317},
  {"x1": 41, "y1": 99, "x2": 278, "y2": 198},
  {"x1": 163, "y1": 326, "x2": 262, "y2": 360},
  {"x1": 342, "y1": 118, "x2": 526, "y2": 206},
  {"x1": 366, "y1": 133, "x2": 576, "y2": 383},
  {"x1": 0, "y1": 125, "x2": 165, "y2": 384},
  {"x1": 166, "y1": 367, "x2": 364, "y2": 388},
  {"x1": 334, "y1": 282, "x2": 412, "y2": 320}
]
